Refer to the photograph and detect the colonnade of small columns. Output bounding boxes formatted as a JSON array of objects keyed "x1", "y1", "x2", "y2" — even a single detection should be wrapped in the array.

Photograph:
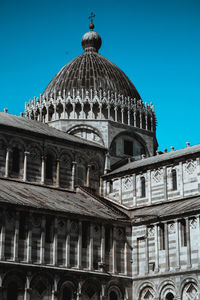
[
  {"x1": 132, "y1": 215, "x2": 200, "y2": 276},
  {"x1": 3, "y1": 148, "x2": 92, "y2": 190},
  {"x1": 0, "y1": 210, "x2": 129, "y2": 276},
  {"x1": 24, "y1": 90, "x2": 155, "y2": 132},
  {"x1": 102, "y1": 157, "x2": 200, "y2": 206}
]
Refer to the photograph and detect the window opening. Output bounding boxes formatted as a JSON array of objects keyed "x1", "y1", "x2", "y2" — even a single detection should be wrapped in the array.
[
  {"x1": 109, "y1": 291, "x2": 118, "y2": 300},
  {"x1": 172, "y1": 169, "x2": 177, "y2": 190},
  {"x1": 19, "y1": 212, "x2": 27, "y2": 240},
  {"x1": 166, "y1": 292, "x2": 174, "y2": 300},
  {"x1": 63, "y1": 287, "x2": 72, "y2": 300},
  {"x1": 82, "y1": 221, "x2": 89, "y2": 248},
  {"x1": 141, "y1": 176, "x2": 146, "y2": 198},
  {"x1": 159, "y1": 223, "x2": 165, "y2": 250},
  {"x1": 46, "y1": 153, "x2": 53, "y2": 180},
  {"x1": 45, "y1": 216, "x2": 53, "y2": 243},
  {"x1": 180, "y1": 219, "x2": 187, "y2": 246},
  {"x1": 7, "y1": 282, "x2": 18, "y2": 300},
  {"x1": 124, "y1": 140, "x2": 133, "y2": 156},
  {"x1": 12, "y1": 147, "x2": 20, "y2": 173},
  {"x1": 105, "y1": 226, "x2": 111, "y2": 252}
]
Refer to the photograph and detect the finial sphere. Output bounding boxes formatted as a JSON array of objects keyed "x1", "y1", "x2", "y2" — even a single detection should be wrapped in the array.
[
  {"x1": 81, "y1": 30, "x2": 102, "y2": 52},
  {"x1": 89, "y1": 23, "x2": 94, "y2": 30}
]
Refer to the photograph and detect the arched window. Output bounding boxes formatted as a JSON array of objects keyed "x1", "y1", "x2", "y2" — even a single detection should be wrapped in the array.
[
  {"x1": 7, "y1": 281, "x2": 18, "y2": 300},
  {"x1": 141, "y1": 176, "x2": 146, "y2": 198},
  {"x1": 63, "y1": 286, "x2": 72, "y2": 300},
  {"x1": 166, "y1": 292, "x2": 174, "y2": 300},
  {"x1": 12, "y1": 147, "x2": 20, "y2": 173},
  {"x1": 180, "y1": 219, "x2": 187, "y2": 246},
  {"x1": 159, "y1": 223, "x2": 165, "y2": 250},
  {"x1": 172, "y1": 169, "x2": 177, "y2": 190},
  {"x1": 46, "y1": 153, "x2": 53, "y2": 180},
  {"x1": 109, "y1": 291, "x2": 118, "y2": 300}
]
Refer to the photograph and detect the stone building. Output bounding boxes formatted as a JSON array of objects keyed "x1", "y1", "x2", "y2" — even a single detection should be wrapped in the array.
[{"x1": 0, "y1": 21, "x2": 199, "y2": 300}]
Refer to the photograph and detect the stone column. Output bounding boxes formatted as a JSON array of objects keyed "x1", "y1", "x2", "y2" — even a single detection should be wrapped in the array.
[
  {"x1": 41, "y1": 156, "x2": 45, "y2": 184},
  {"x1": 139, "y1": 112, "x2": 142, "y2": 128},
  {"x1": 27, "y1": 213, "x2": 32, "y2": 263},
  {"x1": 119, "y1": 177, "x2": 122, "y2": 204},
  {"x1": 56, "y1": 159, "x2": 60, "y2": 187},
  {"x1": 24, "y1": 274, "x2": 31, "y2": 300},
  {"x1": 46, "y1": 105, "x2": 49, "y2": 122},
  {"x1": 128, "y1": 110, "x2": 130, "y2": 125},
  {"x1": 99, "y1": 104, "x2": 102, "y2": 119},
  {"x1": 197, "y1": 215, "x2": 200, "y2": 267},
  {"x1": 121, "y1": 108, "x2": 124, "y2": 124},
  {"x1": 133, "y1": 174, "x2": 137, "y2": 207},
  {"x1": 114, "y1": 107, "x2": 118, "y2": 122},
  {"x1": 23, "y1": 151, "x2": 29, "y2": 182},
  {"x1": 100, "y1": 225, "x2": 105, "y2": 265},
  {"x1": 186, "y1": 217, "x2": 191, "y2": 268},
  {"x1": 147, "y1": 170, "x2": 152, "y2": 205},
  {"x1": 39, "y1": 107, "x2": 42, "y2": 122},
  {"x1": 107, "y1": 105, "x2": 110, "y2": 119},
  {"x1": 77, "y1": 221, "x2": 82, "y2": 268},
  {"x1": 65, "y1": 219, "x2": 70, "y2": 267},
  {"x1": 151, "y1": 117, "x2": 154, "y2": 132},
  {"x1": 163, "y1": 166, "x2": 168, "y2": 201},
  {"x1": 53, "y1": 104, "x2": 57, "y2": 120},
  {"x1": 179, "y1": 161, "x2": 184, "y2": 197},
  {"x1": 124, "y1": 239, "x2": 128, "y2": 275},
  {"x1": 145, "y1": 114, "x2": 148, "y2": 130},
  {"x1": 145, "y1": 231, "x2": 149, "y2": 274},
  {"x1": 86, "y1": 165, "x2": 91, "y2": 187},
  {"x1": 71, "y1": 162, "x2": 77, "y2": 190},
  {"x1": 164, "y1": 222, "x2": 169, "y2": 271},
  {"x1": 13, "y1": 212, "x2": 19, "y2": 261},
  {"x1": 72, "y1": 103, "x2": 76, "y2": 119},
  {"x1": 4, "y1": 148, "x2": 11, "y2": 178},
  {"x1": 112, "y1": 227, "x2": 117, "y2": 274},
  {"x1": 175, "y1": 219, "x2": 180, "y2": 270},
  {"x1": 89, "y1": 223, "x2": 93, "y2": 270},
  {"x1": 53, "y1": 218, "x2": 58, "y2": 266},
  {"x1": 0, "y1": 210, "x2": 5, "y2": 260},
  {"x1": 63, "y1": 102, "x2": 66, "y2": 119},
  {"x1": 40, "y1": 216, "x2": 45, "y2": 264},
  {"x1": 154, "y1": 224, "x2": 159, "y2": 272},
  {"x1": 134, "y1": 111, "x2": 136, "y2": 127}
]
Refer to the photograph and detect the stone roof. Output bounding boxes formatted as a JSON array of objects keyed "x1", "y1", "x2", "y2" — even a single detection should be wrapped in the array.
[
  {"x1": 130, "y1": 195, "x2": 200, "y2": 223},
  {"x1": 43, "y1": 28, "x2": 140, "y2": 100},
  {"x1": 0, "y1": 178, "x2": 127, "y2": 222},
  {"x1": 106, "y1": 144, "x2": 200, "y2": 177},
  {"x1": 0, "y1": 112, "x2": 105, "y2": 149}
]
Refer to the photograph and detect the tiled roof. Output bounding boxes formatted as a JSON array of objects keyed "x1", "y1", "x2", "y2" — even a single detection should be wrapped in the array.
[
  {"x1": 106, "y1": 144, "x2": 200, "y2": 177},
  {"x1": 0, "y1": 112, "x2": 105, "y2": 149},
  {"x1": 130, "y1": 195, "x2": 200, "y2": 223},
  {"x1": 0, "y1": 178, "x2": 127, "y2": 221},
  {"x1": 43, "y1": 51, "x2": 140, "y2": 100}
]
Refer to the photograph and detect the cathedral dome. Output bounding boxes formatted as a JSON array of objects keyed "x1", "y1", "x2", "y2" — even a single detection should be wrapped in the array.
[{"x1": 43, "y1": 24, "x2": 141, "y2": 100}]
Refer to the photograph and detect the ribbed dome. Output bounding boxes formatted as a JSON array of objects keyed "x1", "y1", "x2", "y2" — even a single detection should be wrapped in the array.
[{"x1": 43, "y1": 25, "x2": 141, "y2": 100}]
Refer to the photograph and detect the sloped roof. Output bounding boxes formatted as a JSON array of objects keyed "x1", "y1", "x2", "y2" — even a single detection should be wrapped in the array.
[
  {"x1": 106, "y1": 144, "x2": 200, "y2": 177},
  {"x1": 0, "y1": 112, "x2": 105, "y2": 149},
  {"x1": 0, "y1": 178, "x2": 127, "y2": 221},
  {"x1": 131, "y1": 195, "x2": 200, "y2": 223}
]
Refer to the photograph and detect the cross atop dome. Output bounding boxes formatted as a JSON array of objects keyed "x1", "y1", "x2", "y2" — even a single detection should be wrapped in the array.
[{"x1": 88, "y1": 12, "x2": 95, "y2": 30}]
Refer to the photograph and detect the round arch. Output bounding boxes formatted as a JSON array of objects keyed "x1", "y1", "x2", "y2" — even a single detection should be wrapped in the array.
[
  {"x1": 136, "y1": 282, "x2": 157, "y2": 300},
  {"x1": 109, "y1": 130, "x2": 149, "y2": 158},
  {"x1": 158, "y1": 280, "x2": 177, "y2": 300},
  {"x1": 67, "y1": 124, "x2": 105, "y2": 146},
  {"x1": 81, "y1": 278, "x2": 101, "y2": 300}
]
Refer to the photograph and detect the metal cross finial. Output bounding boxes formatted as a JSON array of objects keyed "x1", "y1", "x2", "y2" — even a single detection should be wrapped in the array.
[{"x1": 88, "y1": 12, "x2": 95, "y2": 24}]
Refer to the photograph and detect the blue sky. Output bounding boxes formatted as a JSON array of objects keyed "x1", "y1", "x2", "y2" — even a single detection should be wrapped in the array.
[{"x1": 0, "y1": 0, "x2": 200, "y2": 151}]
